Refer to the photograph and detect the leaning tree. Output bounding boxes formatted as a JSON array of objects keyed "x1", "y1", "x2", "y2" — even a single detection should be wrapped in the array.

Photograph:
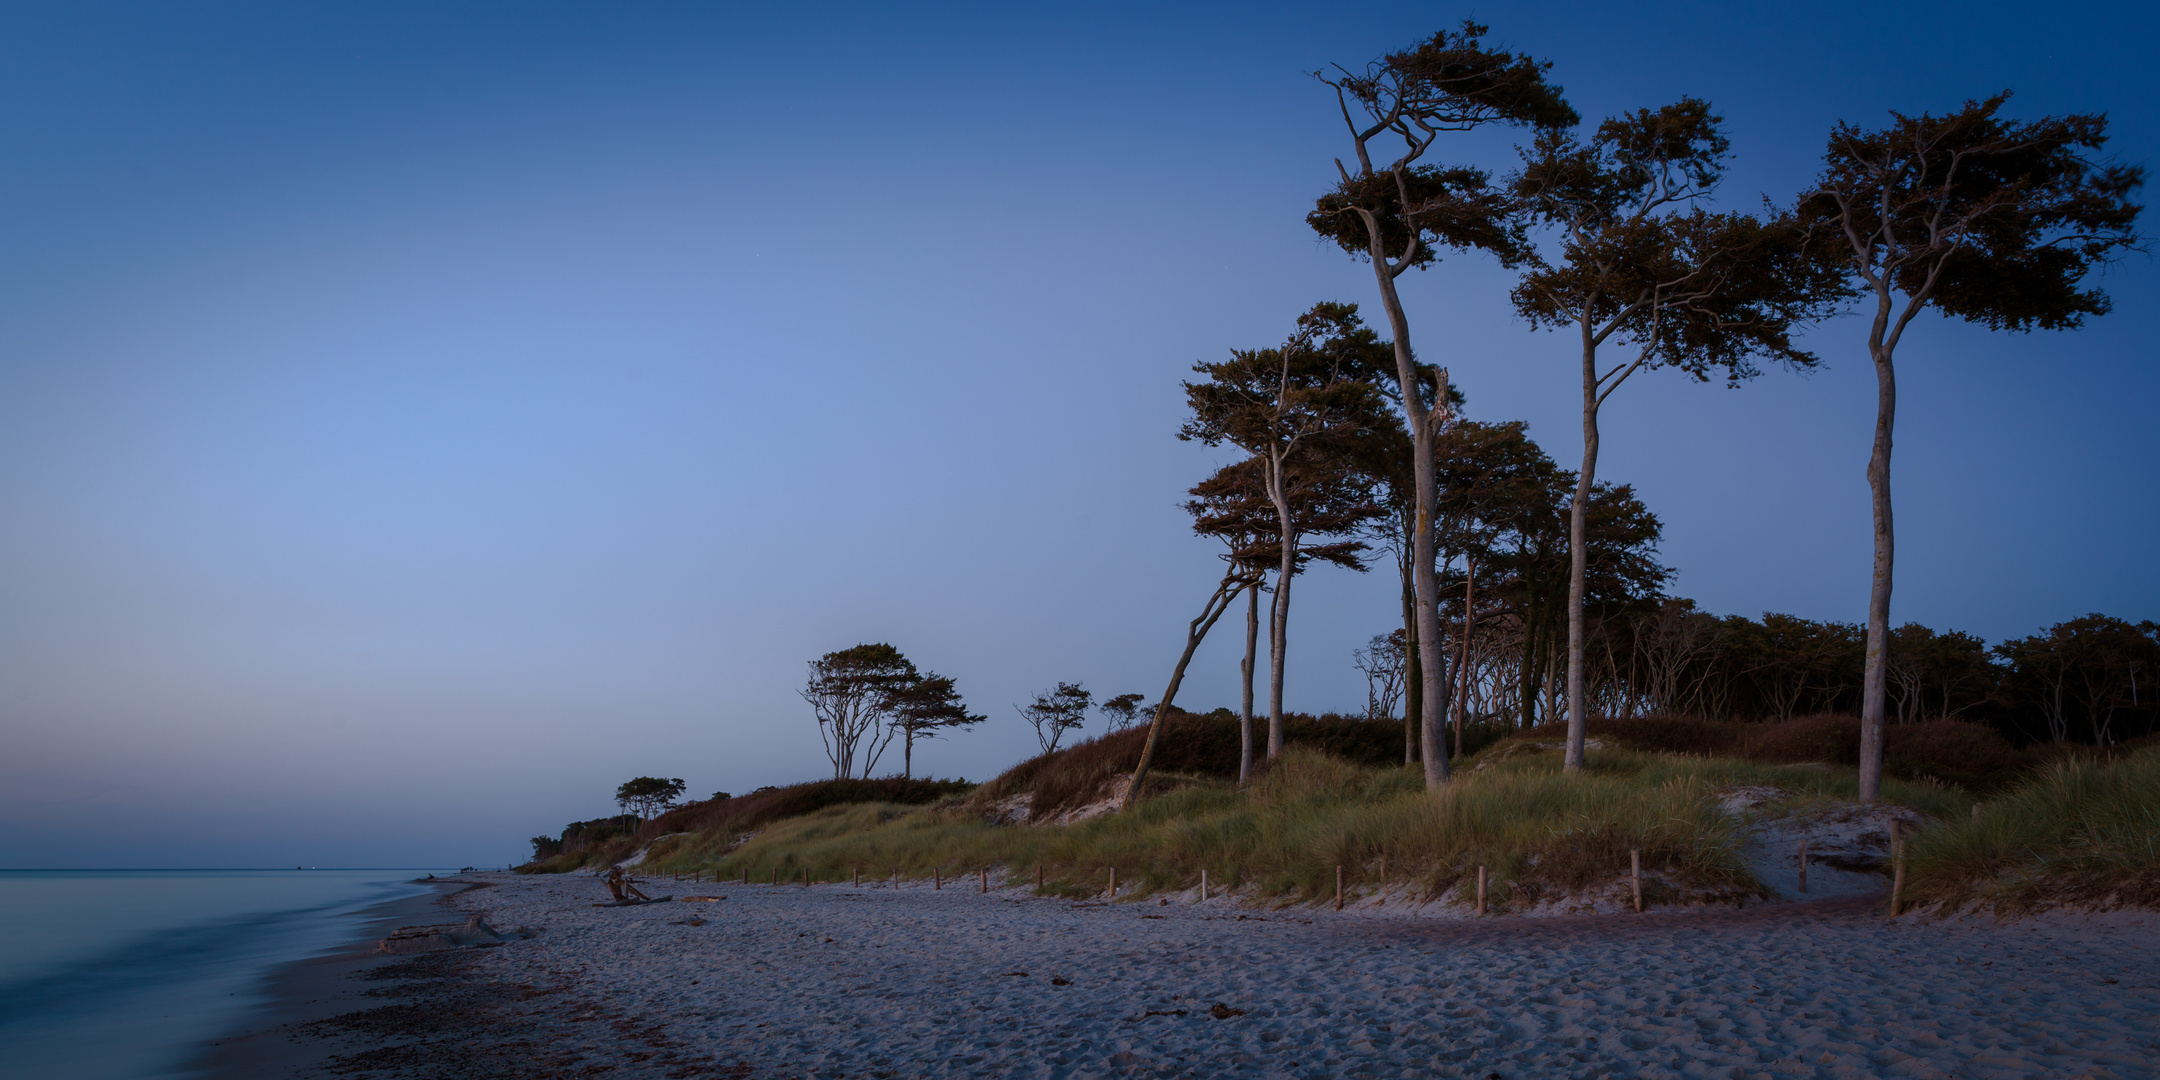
[
  {"x1": 1510, "y1": 98, "x2": 1848, "y2": 771},
  {"x1": 1311, "y1": 22, "x2": 1574, "y2": 788},
  {"x1": 1797, "y1": 93, "x2": 2143, "y2": 799}
]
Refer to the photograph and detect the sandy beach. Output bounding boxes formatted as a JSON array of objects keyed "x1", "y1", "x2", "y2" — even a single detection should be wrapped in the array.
[{"x1": 210, "y1": 870, "x2": 2160, "y2": 1079}]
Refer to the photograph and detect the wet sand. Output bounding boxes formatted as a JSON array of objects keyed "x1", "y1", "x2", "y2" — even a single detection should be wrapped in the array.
[{"x1": 208, "y1": 871, "x2": 2160, "y2": 1078}]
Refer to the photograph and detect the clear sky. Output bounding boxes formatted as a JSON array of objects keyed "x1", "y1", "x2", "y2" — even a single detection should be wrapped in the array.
[{"x1": 2, "y1": 1, "x2": 2153, "y2": 868}]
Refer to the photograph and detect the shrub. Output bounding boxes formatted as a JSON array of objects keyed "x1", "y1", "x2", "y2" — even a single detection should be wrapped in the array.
[
  {"x1": 970, "y1": 709, "x2": 1422, "y2": 820},
  {"x1": 1882, "y1": 721, "x2": 2028, "y2": 793},
  {"x1": 1906, "y1": 745, "x2": 2160, "y2": 914}
]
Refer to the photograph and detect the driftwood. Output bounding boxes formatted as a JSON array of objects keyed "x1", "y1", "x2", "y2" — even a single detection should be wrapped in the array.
[{"x1": 377, "y1": 914, "x2": 508, "y2": 954}]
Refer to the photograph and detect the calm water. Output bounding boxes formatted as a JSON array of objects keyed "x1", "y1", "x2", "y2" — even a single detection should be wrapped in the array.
[{"x1": 0, "y1": 869, "x2": 449, "y2": 1080}]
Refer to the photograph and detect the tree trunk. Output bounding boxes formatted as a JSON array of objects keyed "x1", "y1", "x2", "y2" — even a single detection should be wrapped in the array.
[
  {"x1": 903, "y1": 730, "x2": 913, "y2": 780},
  {"x1": 1357, "y1": 212, "x2": 1450, "y2": 788},
  {"x1": 1858, "y1": 304, "x2": 1898, "y2": 802},
  {"x1": 1240, "y1": 578, "x2": 1260, "y2": 785},
  {"x1": 1269, "y1": 537, "x2": 1294, "y2": 762},
  {"x1": 1400, "y1": 566, "x2": 1420, "y2": 765},
  {"x1": 1455, "y1": 557, "x2": 1476, "y2": 760},
  {"x1": 1566, "y1": 321, "x2": 1599, "y2": 771},
  {"x1": 1123, "y1": 571, "x2": 1250, "y2": 812}
]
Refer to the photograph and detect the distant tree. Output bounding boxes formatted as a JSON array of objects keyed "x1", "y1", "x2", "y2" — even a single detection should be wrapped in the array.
[
  {"x1": 1352, "y1": 631, "x2": 1407, "y2": 721},
  {"x1": 1997, "y1": 615, "x2": 2160, "y2": 745},
  {"x1": 801, "y1": 643, "x2": 918, "y2": 779},
  {"x1": 1181, "y1": 303, "x2": 1391, "y2": 760},
  {"x1": 890, "y1": 673, "x2": 985, "y2": 779},
  {"x1": 1796, "y1": 93, "x2": 2144, "y2": 799},
  {"x1": 1885, "y1": 623, "x2": 1998, "y2": 723},
  {"x1": 1311, "y1": 21, "x2": 1574, "y2": 790},
  {"x1": 1511, "y1": 98, "x2": 1848, "y2": 771},
  {"x1": 1099, "y1": 693, "x2": 1147, "y2": 732},
  {"x1": 615, "y1": 776, "x2": 686, "y2": 823},
  {"x1": 1019, "y1": 682, "x2": 1092, "y2": 755}
]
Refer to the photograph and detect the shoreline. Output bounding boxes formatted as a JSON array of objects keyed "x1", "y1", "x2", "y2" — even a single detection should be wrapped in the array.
[
  {"x1": 187, "y1": 877, "x2": 485, "y2": 1079},
  {"x1": 186, "y1": 869, "x2": 2160, "y2": 1078}
]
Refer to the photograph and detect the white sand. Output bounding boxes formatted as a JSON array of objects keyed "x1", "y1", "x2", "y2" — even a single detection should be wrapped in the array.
[{"x1": 446, "y1": 871, "x2": 2160, "y2": 1079}]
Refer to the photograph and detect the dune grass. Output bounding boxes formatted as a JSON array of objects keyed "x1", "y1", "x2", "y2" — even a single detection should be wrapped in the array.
[
  {"x1": 1904, "y1": 745, "x2": 2160, "y2": 916},
  {"x1": 641, "y1": 740, "x2": 1967, "y2": 911}
]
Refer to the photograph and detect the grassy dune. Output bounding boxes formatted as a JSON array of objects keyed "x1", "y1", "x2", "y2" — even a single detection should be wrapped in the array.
[
  {"x1": 642, "y1": 741, "x2": 1970, "y2": 912},
  {"x1": 1905, "y1": 745, "x2": 2160, "y2": 916}
]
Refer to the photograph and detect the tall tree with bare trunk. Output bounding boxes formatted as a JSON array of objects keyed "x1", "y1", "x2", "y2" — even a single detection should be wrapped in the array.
[
  {"x1": 1511, "y1": 98, "x2": 1848, "y2": 772},
  {"x1": 1311, "y1": 22, "x2": 1574, "y2": 788},
  {"x1": 1797, "y1": 93, "x2": 2143, "y2": 799}
]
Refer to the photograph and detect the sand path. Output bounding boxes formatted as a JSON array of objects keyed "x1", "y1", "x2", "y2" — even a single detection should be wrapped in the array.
[{"x1": 452, "y1": 873, "x2": 2160, "y2": 1079}]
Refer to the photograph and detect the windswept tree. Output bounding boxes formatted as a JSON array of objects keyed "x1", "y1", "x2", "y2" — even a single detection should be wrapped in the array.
[
  {"x1": 1311, "y1": 22, "x2": 1574, "y2": 788},
  {"x1": 801, "y1": 643, "x2": 918, "y2": 780},
  {"x1": 1019, "y1": 682, "x2": 1092, "y2": 755},
  {"x1": 1511, "y1": 98, "x2": 1848, "y2": 770},
  {"x1": 1181, "y1": 303, "x2": 1390, "y2": 759},
  {"x1": 1098, "y1": 693, "x2": 1146, "y2": 732},
  {"x1": 614, "y1": 776, "x2": 685, "y2": 823},
  {"x1": 890, "y1": 673, "x2": 984, "y2": 779},
  {"x1": 1797, "y1": 93, "x2": 2144, "y2": 799}
]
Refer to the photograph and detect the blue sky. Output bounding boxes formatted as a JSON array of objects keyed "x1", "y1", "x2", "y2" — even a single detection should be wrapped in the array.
[{"x1": 1, "y1": 1, "x2": 2153, "y2": 867}]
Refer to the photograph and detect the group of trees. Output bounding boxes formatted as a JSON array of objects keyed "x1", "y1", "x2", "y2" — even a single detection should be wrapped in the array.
[
  {"x1": 773, "y1": 25, "x2": 2139, "y2": 806},
  {"x1": 1380, "y1": 600, "x2": 2159, "y2": 747},
  {"x1": 798, "y1": 647, "x2": 1150, "y2": 777},
  {"x1": 801, "y1": 644, "x2": 984, "y2": 780},
  {"x1": 1118, "y1": 21, "x2": 2141, "y2": 803}
]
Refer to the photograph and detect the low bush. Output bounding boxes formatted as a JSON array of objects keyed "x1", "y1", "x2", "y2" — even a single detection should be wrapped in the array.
[
  {"x1": 518, "y1": 779, "x2": 971, "y2": 873},
  {"x1": 971, "y1": 710, "x2": 1417, "y2": 820},
  {"x1": 1905, "y1": 745, "x2": 2160, "y2": 915}
]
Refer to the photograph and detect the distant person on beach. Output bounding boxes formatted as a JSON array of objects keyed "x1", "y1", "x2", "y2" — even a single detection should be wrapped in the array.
[{"x1": 603, "y1": 867, "x2": 649, "y2": 904}]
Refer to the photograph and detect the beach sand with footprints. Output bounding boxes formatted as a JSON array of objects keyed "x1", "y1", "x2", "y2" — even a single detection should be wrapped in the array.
[{"x1": 216, "y1": 869, "x2": 2160, "y2": 1079}]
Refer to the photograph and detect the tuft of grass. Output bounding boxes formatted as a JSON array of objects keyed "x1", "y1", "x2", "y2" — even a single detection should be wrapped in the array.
[
  {"x1": 1904, "y1": 746, "x2": 2160, "y2": 916},
  {"x1": 648, "y1": 744, "x2": 1963, "y2": 910}
]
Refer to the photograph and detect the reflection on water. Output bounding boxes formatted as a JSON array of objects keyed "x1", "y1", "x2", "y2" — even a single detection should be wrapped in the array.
[{"x1": 0, "y1": 870, "x2": 440, "y2": 1080}]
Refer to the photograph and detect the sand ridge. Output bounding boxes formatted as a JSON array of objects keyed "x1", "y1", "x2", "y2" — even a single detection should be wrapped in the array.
[{"x1": 436, "y1": 871, "x2": 2160, "y2": 1079}]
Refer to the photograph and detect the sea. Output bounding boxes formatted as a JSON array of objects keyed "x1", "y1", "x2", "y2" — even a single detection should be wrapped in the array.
[{"x1": 0, "y1": 869, "x2": 454, "y2": 1080}]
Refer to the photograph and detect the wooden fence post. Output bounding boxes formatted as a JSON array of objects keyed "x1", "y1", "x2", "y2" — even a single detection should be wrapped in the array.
[
  {"x1": 1630, "y1": 849, "x2": 1642, "y2": 913},
  {"x1": 1335, "y1": 865, "x2": 1344, "y2": 911},
  {"x1": 801, "y1": 867, "x2": 809, "y2": 887},
  {"x1": 1797, "y1": 839, "x2": 1808, "y2": 893},
  {"x1": 1200, "y1": 869, "x2": 1207, "y2": 903},
  {"x1": 1037, "y1": 865, "x2": 1044, "y2": 891},
  {"x1": 1108, "y1": 867, "x2": 1116, "y2": 898},
  {"x1": 1476, "y1": 866, "x2": 1486, "y2": 917},
  {"x1": 1889, "y1": 823, "x2": 1906, "y2": 917},
  {"x1": 979, "y1": 867, "x2": 987, "y2": 893},
  {"x1": 934, "y1": 868, "x2": 941, "y2": 891},
  {"x1": 852, "y1": 867, "x2": 859, "y2": 887},
  {"x1": 770, "y1": 868, "x2": 778, "y2": 886}
]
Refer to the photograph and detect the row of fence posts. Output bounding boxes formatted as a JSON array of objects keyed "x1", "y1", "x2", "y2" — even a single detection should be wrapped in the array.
[{"x1": 661, "y1": 808, "x2": 1953, "y2": 917}]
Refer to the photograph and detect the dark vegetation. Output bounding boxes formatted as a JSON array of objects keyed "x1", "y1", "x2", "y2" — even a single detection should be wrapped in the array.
[{"x1": 522, "y1": 777, "x2": 970, "y2": 873}]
